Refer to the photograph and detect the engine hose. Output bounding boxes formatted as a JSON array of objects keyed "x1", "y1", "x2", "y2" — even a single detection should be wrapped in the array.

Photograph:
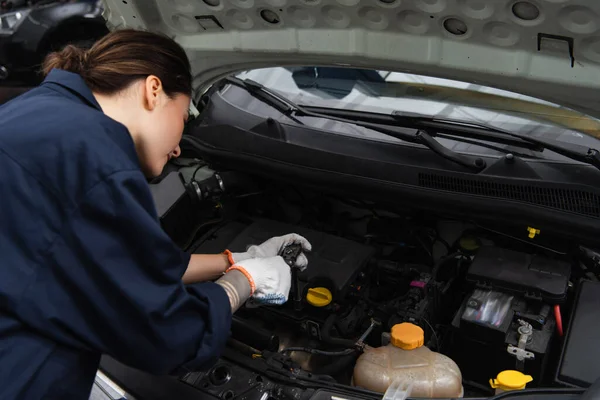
[
  {"x1": 321, "y1": 314, "x2": 358, "y2": 349},
  {"x1": 280, "y1": 347, "x2": 356, "y2": 357}
]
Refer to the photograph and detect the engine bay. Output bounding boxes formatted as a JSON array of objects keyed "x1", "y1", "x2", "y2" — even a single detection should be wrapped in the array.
[{"x1": 149, "y1": 159, "x2": 600, "y2": 399}]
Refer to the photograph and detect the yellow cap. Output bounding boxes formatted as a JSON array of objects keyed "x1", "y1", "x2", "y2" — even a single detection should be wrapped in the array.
[
  {"x1": 490, "y1": 370, "x2": 533, "y2": 391},
  {"x1": 306, "y1": 287, "x2": 332, "y2": 307},
  {"x1": 390, "y1": 323, "x2": 424, "y2": 350},
  {"x1": 527, "y1": 227, "x2": 540, "y2": 239}
]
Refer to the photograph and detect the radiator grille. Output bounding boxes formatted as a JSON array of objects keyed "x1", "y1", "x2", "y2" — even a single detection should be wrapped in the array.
[{"x1": 418, "y1": 173, "x2": 600, "y2": 218}]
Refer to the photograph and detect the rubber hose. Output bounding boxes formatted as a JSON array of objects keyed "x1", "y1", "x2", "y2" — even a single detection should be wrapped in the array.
[{"x1": 321, "y1": 314, "x2": 357, "y2": 348}]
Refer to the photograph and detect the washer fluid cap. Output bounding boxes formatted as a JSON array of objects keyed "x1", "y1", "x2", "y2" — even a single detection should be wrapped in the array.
[
  {"x1": 459, "y1": 235, "x2": 480, "y2": 252},
  {"x1": 391, "y1": 323, "x2": 424, "y2": 350},
  {"x1": 490, "y1": 370, "x2": 533, "y2": 391},
  {"x1": 306, "y1": 287, "x2": 332, "y2": 307}
]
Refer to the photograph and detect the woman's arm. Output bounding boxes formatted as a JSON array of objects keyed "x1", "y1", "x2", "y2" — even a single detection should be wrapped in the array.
[
  {"x1": 215, "y1": 270, "x2": 252, "y2": 312},
  {"x1": 182, "y1": 253, "x2": 231, "y2": 284}
]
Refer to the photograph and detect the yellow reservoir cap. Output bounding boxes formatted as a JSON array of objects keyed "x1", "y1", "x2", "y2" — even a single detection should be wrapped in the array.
[
  {"x1": 490, "y1": 370, "x2": 533, "y2": 391},
  {"x1": 390, "y1": 323, "x2": 424, "y2": 350},
  {"x1": 459, "y1": 235, "x2": 480, "y2": 252},
  {"x1": 306, "y1": 287, "x2": 332, "y2": 307}
]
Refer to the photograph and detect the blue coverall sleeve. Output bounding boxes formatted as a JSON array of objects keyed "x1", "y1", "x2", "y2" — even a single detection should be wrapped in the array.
[{"x1": 17, "y1": 170, "x2": 232, "y2": 375}]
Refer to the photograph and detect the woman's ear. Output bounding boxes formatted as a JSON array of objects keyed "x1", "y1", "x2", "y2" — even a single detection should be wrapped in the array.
[{"x1": 143, "y1": 75, "x2": 163, "y2": 111}]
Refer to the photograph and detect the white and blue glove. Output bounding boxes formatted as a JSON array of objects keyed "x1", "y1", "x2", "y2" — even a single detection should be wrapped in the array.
[
  {"x1": 227, "y1": 256, "x2": 292, "y2": 305},
  {"x1": 226, "y1": 233, "x2": 311, "y2": 271}
]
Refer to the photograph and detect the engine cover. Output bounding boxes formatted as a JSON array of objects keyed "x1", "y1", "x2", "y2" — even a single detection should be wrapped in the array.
[{"x1": 199, "y1": 218, "x2": 374, "y2": 299}]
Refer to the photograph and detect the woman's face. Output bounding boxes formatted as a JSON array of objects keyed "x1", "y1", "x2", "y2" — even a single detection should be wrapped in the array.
[{"x1": 135, "y1": 76, "x2": 190, "y2": 177}]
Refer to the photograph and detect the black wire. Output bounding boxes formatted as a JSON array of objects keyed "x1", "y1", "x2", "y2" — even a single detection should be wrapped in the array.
[
  {"x1": 182, "y1": 219, "x2": 223, "y2": 251},
  {"x1": 474, "y1": 223, "x2": 568, "y2": 255},
  {"x1": 280, "y1": 347, "x2": 356, "y2": 357},
  {"x1": 415, "y1": 234, "x2": 434, "y2": 264},
  {"x1": 422, "y1": 317, "x2": 440, "y2": 351}
]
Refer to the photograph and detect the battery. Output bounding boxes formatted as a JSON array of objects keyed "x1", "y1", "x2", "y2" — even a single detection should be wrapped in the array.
[{"x1": 447, "y1": 290, "x2": 555, "y2": 389}]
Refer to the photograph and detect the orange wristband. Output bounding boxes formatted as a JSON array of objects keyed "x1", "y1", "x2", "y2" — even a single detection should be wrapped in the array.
[
  {"x1": 223, "y1": 249, "x2": 235, "y2": 266},
  {"x1": 225, "y1": 265, "x2": 256, "y2": 295}
]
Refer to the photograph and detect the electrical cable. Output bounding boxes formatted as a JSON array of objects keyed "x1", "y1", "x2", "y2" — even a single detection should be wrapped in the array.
[
  {"x1": 554, "y1": 304, "x2": 564, "y2": 337},
  {"x1": 422, "y1": 317, "x2": 440, "y2": 351},
  {"x1": 414, "y1": 234, "x2": 434, "y2": 264},
  {"x1": 182, "y1": 219, "x2": 223, "y2": 251},
  {"x1": 280, "y1": 347, "x2": 356, "y2": 357}
]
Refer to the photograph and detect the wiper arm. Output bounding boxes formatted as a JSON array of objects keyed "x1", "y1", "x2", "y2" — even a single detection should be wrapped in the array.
[
  {"x1": 223, "y1": 77, "x2": 487, "y2": 171},
  {"x1": 303, "y1": 106, "x2": 542, "y2": 150},
  {"x1": 391, "y1": 111, "x2": 600, "y2": 171},
  {"x1": 223, "y1": 77, "x2": 305, "y2": 125},
  {"x1": 393, "y1": 111, "x2": 544, "y2": 150}
]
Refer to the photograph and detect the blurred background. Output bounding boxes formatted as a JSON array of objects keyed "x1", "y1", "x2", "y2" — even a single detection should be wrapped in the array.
[{"x1": 0, "y1": 0, "x2": 107, "y2": 103}]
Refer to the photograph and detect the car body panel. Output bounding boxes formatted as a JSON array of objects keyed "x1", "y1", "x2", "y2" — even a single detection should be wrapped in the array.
[{"x1": 102, "y1": 0, "x2": 600, "y2": 120}]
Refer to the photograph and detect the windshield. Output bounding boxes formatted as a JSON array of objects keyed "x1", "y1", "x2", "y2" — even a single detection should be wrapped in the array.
[{"x1": 235, "y1": 67, "x2": 600, "y2": 151}]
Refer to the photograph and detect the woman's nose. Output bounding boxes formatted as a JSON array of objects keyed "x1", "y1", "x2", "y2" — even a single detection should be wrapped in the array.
[{"x1": 170, "y1": 146, "x2": 181, "y2": 159}]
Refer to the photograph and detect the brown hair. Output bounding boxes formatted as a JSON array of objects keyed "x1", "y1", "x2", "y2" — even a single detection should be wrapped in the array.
[{"x1": 42, "y1": 29, "x2": 192, "y2": 98}]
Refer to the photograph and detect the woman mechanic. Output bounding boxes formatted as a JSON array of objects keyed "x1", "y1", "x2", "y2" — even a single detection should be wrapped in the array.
[{"x1": 0, "y1": 29, "x2": 311, "y2": 399}]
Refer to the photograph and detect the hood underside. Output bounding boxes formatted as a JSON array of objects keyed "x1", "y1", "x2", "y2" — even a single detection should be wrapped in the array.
[{"x1": 101, "y1": 0, "x2": 600, "y2": 120}]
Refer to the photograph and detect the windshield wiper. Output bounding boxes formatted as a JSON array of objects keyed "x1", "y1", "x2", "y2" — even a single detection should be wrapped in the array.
[
  {"x1": 223, "y1": 77, "x2": 305, "y2": 125},
  {"x1": 223, "y1": 77, "x2": 487, "y2": 171},
  {"x1": 305, "y1": 106, "x2": 600, "y2": 171},
  {"x1": 392, "y1": 111, "x2": 600, "y2": 169}
]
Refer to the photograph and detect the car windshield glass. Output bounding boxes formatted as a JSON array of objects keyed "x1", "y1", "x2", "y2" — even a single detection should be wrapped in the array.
[{"x1": 235, "y1": 67, "x2": 600, "y2": 151}]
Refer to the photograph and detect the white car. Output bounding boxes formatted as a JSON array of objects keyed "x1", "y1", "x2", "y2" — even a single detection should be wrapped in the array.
[{"x1": 95, "y1": 1, "x2": 600, "y2": 399}]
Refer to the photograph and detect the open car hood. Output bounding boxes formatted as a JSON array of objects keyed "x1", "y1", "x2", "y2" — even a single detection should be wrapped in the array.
[{"x1": 100, "y1": 0, "x2": 600, "y2": 121}]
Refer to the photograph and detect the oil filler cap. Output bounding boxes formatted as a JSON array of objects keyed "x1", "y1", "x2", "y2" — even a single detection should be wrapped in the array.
[
  {"x1": 490, "y1": 370, "x2": 533, "y2": 391},
  {"x1": 391, "y1": 323, "x2": 424, "y2": 350},
  {"x1": 306, "y1": 287, "x2": 332, "y2": 307}
]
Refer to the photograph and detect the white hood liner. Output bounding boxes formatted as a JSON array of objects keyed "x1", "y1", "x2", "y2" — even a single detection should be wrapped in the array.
[{"x1": 101, "y1": 0, "x2": 600, "y2": 120}]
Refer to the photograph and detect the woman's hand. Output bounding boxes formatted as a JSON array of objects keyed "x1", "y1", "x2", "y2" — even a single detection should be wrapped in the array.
[
  {"x1": 226, "y1": 256, "x2": 292, "y2": 305},
  {"x1": 226, "y1": 233, "x2": 312, "y2": 270}
]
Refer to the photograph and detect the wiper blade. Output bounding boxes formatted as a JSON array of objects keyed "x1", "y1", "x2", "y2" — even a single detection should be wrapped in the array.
[
  {"x1": 223, "y1": 77, "x2": 487, "y2": 171},
  {"x1": 305, "y1": 106, "x2": 541, "y2": 150}
]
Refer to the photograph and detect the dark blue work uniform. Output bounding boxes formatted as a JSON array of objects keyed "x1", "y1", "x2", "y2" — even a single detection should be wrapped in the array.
[{"x1": 0, "y1": 70, "x2": 232, "y2": 399}]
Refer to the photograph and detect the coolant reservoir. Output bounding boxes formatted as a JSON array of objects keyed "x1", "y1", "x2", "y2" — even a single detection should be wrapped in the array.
[{"x1": 353, "y1": 323, "x2": 463, "y2": 398}]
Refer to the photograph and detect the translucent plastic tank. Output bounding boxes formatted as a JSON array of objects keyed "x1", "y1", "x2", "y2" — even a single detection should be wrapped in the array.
[{"x1": 353, "y1": 323, "x2": 463, "y2": 399}]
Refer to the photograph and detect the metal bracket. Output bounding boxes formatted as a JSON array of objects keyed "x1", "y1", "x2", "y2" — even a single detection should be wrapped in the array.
[
  {"x1": 508, "y1": 319, "x2": 535, "y2": 370},
  {"x1": 356, "y1": 319, "x2": 381, "y2": 351}
]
